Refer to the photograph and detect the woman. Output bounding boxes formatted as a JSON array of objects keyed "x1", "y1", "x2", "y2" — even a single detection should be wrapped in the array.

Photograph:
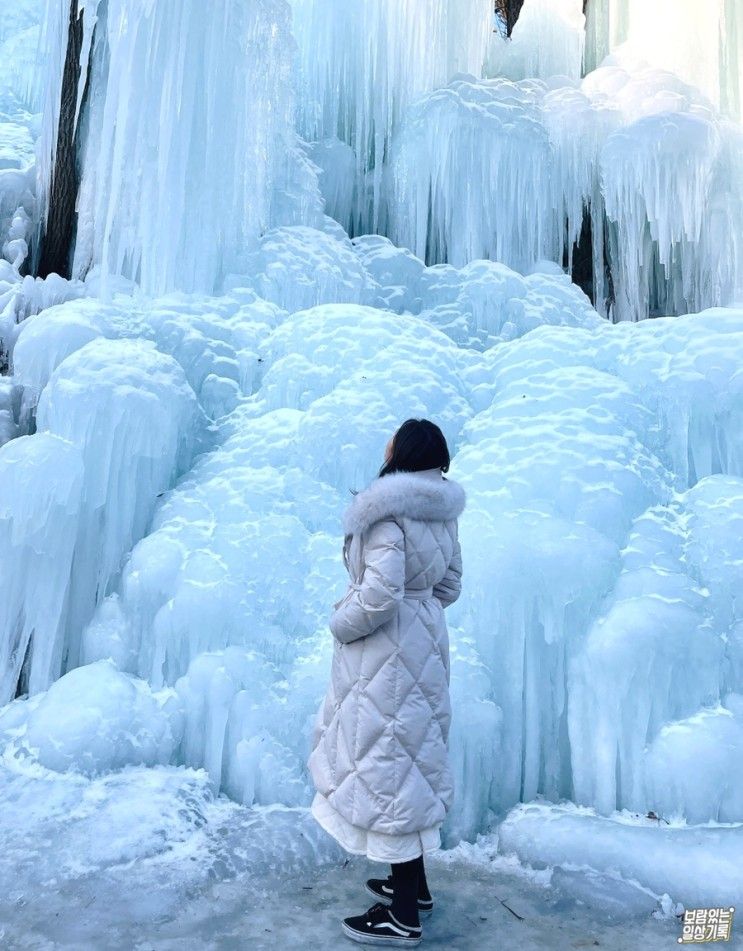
[{"x1": 308, "y1": 418, "x2": 466, "y2": 947}]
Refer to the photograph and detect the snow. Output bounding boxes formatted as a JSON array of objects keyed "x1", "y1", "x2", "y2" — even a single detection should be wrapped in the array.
[
  {"x1": 20, "y1": 659, "x2": 180, "y2": 775},
  {"x1": 0, "y1": 0, "x2": 742, "y2": 939}
]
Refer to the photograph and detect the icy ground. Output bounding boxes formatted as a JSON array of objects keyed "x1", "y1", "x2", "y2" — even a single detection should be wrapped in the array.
[{"x1": 0, "y1": 764, "x2": 712, "y2": 951}]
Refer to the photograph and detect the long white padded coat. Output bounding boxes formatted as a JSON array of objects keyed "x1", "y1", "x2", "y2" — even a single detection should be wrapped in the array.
[{"x1": 307, "y1": 467, "x2": 466, "y2": 837}]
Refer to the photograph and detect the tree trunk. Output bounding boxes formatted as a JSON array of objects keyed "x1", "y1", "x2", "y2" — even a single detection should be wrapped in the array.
[
  {"x1": 495, "y1": 0, "x2": 526, "y2": 36},
  {"x1": 37, "y1": 0, "x2": 87, "y2": 279},
  {"x1": 498, "y1": 0, "x2": 590, "y2": 36}
]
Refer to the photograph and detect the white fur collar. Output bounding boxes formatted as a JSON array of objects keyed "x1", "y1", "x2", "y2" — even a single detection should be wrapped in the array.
[{"x1": 342, "y1": 470, "x2": 466, "y2": 535}]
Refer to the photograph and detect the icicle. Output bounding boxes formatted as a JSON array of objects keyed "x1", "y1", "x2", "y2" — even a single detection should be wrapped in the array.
[{"x1": 289, "y1": 0, "x2": 492, "y2": 235}]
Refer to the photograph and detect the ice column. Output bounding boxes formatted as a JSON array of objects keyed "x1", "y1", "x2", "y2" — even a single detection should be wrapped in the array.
[
  {"x1": 0, "y1": 434, "x2": 83, "y2": 703},
  {"x1": 38, "y1": 0, "x2": 319, "y2": 297}
]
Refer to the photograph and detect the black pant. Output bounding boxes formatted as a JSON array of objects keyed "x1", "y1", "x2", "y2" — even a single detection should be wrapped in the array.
[{"x1": 389, "y1": 854, "x2": 431, "y2": 927}]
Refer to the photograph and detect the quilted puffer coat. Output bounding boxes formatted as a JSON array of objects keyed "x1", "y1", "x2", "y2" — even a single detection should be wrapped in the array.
[{"x1": 307, "y1": 467, "x2": 466, "y2": 836}]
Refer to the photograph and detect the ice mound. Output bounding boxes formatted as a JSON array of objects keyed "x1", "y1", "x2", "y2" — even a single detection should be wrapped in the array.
[
  {"x1": 259, "y1": 303, "x2": 465, "y2": 410},
  {"x1": 12, "y1": 297, "x2": 134, "y2": 418},
  {"x1": 12, "y1": 290, "x2": 284, "y2": 423},
  {"x1": 645, "y1": 694, "x2": 743, "y2": 825},
  {"x1": 352, "y1": 236, "x2": 601, "y2": 349},
  {"x1": 417, "y1": 263, "x2": 602, "y2": 348},
  {"x1": 498, "y1": 801, "x2": 743, "y2": 908},
  {"x1": 0, "y1": 337, "x2": 203, "y2": 703},
  {"x1": 15, "y1": 660, "x2": 181, "y2": 776},
  {"x1": 236, "y1": 227, "x2": 373, "y2": 312},
  {"x1": 351, "y1": 235, "x2": 427, "y2": 313}
]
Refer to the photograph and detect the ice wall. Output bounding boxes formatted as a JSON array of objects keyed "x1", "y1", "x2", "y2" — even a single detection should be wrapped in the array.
[
  {"x1": 288, "y1": 0, "x2": 743, "y2": 322},
  {"x1": 289, "y1": 0, "x2": 492, "y2": 234},
  {"x1": 37, "y1": 0, "x2": 321, "y2": 297},
  {"x1": 0, "y1": 216, "x2": 742, "y2": 882}
]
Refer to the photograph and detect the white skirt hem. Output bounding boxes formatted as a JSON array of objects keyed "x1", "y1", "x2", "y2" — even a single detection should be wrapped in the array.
[{"x1": 311, "y1": 791, "x2": 442, "y2": 864}]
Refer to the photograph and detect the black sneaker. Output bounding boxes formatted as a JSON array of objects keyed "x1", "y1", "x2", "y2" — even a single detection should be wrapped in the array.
[
  {"x1": 341, "y1": 902, "x2": 422, "y2": 946},
  {"x1": 365, "y1": 877, "x2": 434, "y2": 917}
]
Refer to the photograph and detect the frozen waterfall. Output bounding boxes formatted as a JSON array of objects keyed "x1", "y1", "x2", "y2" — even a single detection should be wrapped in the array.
[{"x1": 0, "y1": 0, "x2": 742, "y2": 925}]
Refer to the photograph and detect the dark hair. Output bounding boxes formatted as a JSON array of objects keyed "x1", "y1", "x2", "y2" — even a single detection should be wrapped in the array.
[{"x1": 378, "y1": 418, "x2": 450, "y2": 478}]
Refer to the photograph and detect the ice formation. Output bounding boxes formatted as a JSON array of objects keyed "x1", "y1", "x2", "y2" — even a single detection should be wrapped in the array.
[
  {"x1": 289, "y1": 0, "x2": 493, "y2": 233},
  {"x1": 498, "y1": 801, "x2": 743, "y2": 909},
  {"x1": 37, "y1": 0, "x2": 322, "y2": 297},
  {"x1": 0, "y1": 0, "x2": 742, "y2": 922},
  {"x1": 390, "y1": 66, "x2": 743, "y2": 320}
]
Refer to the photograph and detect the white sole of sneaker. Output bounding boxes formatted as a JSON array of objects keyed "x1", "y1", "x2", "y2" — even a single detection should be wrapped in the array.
[
  {"x1": 363, "y1": 883, "x2": 433, "y2": 918},
  {"x1": 341, "y1": 921, "x2": 423, "y2": 947}
]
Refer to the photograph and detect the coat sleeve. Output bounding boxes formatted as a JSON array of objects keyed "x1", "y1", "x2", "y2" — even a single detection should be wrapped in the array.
[
  {"x1": 329, "y1": 518, "x2": 405, "y2": 644},
  {"x1": 433, "y1": 522, "x2": 462, "y2": 608}
]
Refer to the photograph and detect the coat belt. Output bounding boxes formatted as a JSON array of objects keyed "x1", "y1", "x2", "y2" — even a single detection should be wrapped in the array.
[{"x1": 405, "y1": 587, "x2": 434, "y2": 600}]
